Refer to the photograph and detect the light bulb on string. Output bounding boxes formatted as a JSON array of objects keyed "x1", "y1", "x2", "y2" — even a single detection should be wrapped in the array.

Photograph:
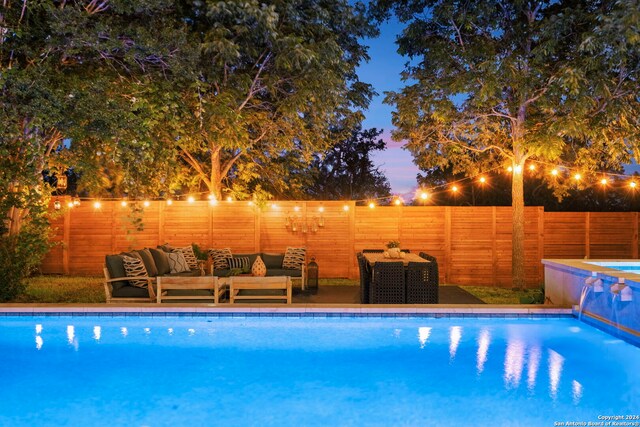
[
  {"x1": 226, "y1": 196, "x2": 233, "y2": 203},
  {"x1": 143, "y1": 200, "x2": 150, "y2": 207},
  {"x1": 507, "y1": 166, "x2": 513, "y2": 173},
  {"x1": 93, "y1": 201, "x2": 102, "y2": 210},
  {"x1": 513, "y1": 165, "x2": 522, "y2": 174},
  {"x1": 166, "y1": 198, "x2": 173, "y2": 206},
  {"x1": 368, "y1": 201, "x2": 375, "y2": 209},
  {"x1": 551, "y1": 168, "x2": 559, "y2": 177},
  {"x1": 630, "y1": 181, "x2": 637, "y2": 189},
  {"x1": 318, "y1": 204, "x2": 325, "y2": 213},
  {"x1": 528, "y1": 164, "x2": 536, "y2": 171},
  {"x1": 478, "y1": 176, "x2": 487, "y2": 184},
  {"x1": 187, "y1": 196, "x2": 195, "y2": 203},
  {"x1": 600, "y1": 178, "x2": 608, "y2": 186},
  {"x1": 573, "y1": 173, "x2": 582, "y2": 181},
  {"x1": 343, "y1": 204, "x2": 350, "y2": 212},
  {"x1": 121, "y1": 200, "x2": 128, "y2": 207},
  {"x1": 420, "y1": 191, "x2": 429, "y2": 200},
  {"x1": 451, "y1": 185, "x2": 459, "y2": 193}
]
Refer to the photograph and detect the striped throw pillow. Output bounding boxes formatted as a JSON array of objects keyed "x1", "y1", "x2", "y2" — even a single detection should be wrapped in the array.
[
  {"x1": 167, "y1": 251, "x2": 190, "y2": 273},
  {"x1": 208, "y1": 248, "x2": 232, "y2": 270},
  {"x1": 176, "y1": 246, "x2": 198, "y2": 269},
  {"x1": 228, "y1": 256, "x2": 250, "y2": 272},
  {"x1": 283, "y1": 247, "x2": 306, "y2": 270},
  {"x1": 122, "y1": 255, "x2": 149, "y2": 288}
]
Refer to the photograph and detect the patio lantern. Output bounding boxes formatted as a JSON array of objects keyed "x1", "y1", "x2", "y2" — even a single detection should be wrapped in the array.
[
  {"x1": 306, "y1": 257, "x2": 319, "y2": 294},
  {"x1": 56, "y1": 174, "x2": 68, "y2": 191}
]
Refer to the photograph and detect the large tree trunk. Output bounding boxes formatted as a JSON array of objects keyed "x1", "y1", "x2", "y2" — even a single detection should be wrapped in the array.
[
  {"x1": 209, "y1": 148, "x2": 223, "y2": 200},
  {"x1": 511, "y1": 164, "x2": 526, "y2": 290}
]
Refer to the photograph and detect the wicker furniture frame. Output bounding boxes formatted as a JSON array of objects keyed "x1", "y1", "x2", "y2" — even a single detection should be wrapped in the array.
[{"x1": 369, "y1": 261, "x2": 405, "y2": 304}]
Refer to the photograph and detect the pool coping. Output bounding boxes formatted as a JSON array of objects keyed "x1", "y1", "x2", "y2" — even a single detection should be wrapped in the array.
[{"x1": 0, "y1": 304, "x2": 572, "y2": 317}]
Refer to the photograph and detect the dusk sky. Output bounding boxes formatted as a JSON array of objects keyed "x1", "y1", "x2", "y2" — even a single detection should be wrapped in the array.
[{"x1": 357, "y1": 18, "x2": 421, "y2": 197}]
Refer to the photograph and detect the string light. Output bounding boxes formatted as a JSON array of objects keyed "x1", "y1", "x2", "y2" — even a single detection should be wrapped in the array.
[
  {"x1": 420, "y1": 191, "x2": 429, "y2": 200},
  {"x1": 451, "y1": 185, "x2": 459, "y2": 193},
  {"x1": 121, "y1": 200, "x2": 128, "y2": 207},
  {"x1": 166, "y1": 198, "x2": 173, "y2": 205},
  {"x1": 294, "y1": 205, "x2": 300, "y2": 212},
  {"x1": 600, "y1": 178, "x2": 608, "y2": 186},
  {"x1": 187, "y1": 196, "x2": 195, "y2": 203},
  {"x1": 368, "y1": 201, "x2": 375, "y2": 209},
  {"x1": 143, "y1": 200, "x2": 150, "y2": 207},
  {"x1": 393, "y1": 197, "x2": 402, "y2": 206},
  {"x1": 343, "y1": 204, "x2": 350, "y2": 212},
  {"x1": 507, "y1": 166, "x2": 513, "y2": 172},
  {"x1": 318, "y1": 205, "x2": 325, "y2": 213},
  {"x1": 67, "y1": 201, "x2": 74, "y2": 208},
  {"x1": 209, "y1": 198, "x2": 218, "y2": 206},
  {"x1": 478, "y1": 176, "x2": 487, "y2": 184},
  {"x1": 53, "y1": 200, "x2": 61, "y2": 210},
  {"x1": 630, "y1": 181, "x2": 637, "y2": 189},
  {"x1": 528, "y1": 164, "x2": 536, "y2": 171},
  {"x1": 513, "y1": 165, "x2": 522, "y2": 174},
  {"x1": 551, "y1": 168, "x2": 559, "y2": 176},
  {"x1": 226, "y1": 196, "x2": 233, "y2": 203},
  {"x1": 574, "y1": 173, "x2": 582, "y2": 181},
  {"x1": 93, "y1": 201, "x2": 101, "y2": 209}
]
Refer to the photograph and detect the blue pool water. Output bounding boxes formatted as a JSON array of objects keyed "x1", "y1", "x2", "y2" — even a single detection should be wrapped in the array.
[{"x1": 1, "y1": 316, "x2": 639, "y2": 426}]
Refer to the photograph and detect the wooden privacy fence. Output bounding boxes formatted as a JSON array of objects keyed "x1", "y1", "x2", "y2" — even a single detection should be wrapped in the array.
[{"x1": 40, "y1": 200, "x2": 640, "y2": 287}]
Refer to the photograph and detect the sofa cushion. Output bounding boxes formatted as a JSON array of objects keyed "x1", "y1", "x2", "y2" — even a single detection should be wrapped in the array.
[
  {"x1": 135, "y1": 248, "x2": 158, "y2": 277},
  {"x1": 165, "y1": 270, "x2": 201, "y2": 277},
  {"x1": 176, "y1": 245, "x2": 198, "y2": 269},
  {"x1": 262, "y1": 253, "x2": 284, "y2": 269},
  {"x1": 112, "y1": 285, "x2": 150, "y2": 298},
  {"x1": 209, "y1": 248, "x2": 232, "y2": 269},
  {"x1": 122, "y1": 255, "x2": 149, "y2": 288},
  {"x1": 149, "y1": 248, "x2": 171, "y2": 275},
  {"x1": 283, "y1": 247, "x2": 306, "y2": 270},
  {"x1": 105, "y1": 255, "x2": 128, "y2": 291},
  {"x1": 266, "y1": 268, "x2": 302, "y2": 278},
  {"x1": 158, "y1": 243, "x2": 175, "y2": 252},
  {"x1": 167, "y1": 251, "x2": 190, "y2": 273},
  {"x1": 232, "y1": 253, "x2": 259, "y2": 269}
]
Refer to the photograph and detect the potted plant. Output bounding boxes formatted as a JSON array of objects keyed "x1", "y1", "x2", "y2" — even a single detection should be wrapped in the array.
[{"x1": 386, "y1": 240, "x2": 401, "y2": 258}]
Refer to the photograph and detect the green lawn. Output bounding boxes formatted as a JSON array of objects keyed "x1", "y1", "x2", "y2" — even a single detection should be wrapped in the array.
[{"x1": 6, "y1": 275, "x2": 539, "y2": 304}]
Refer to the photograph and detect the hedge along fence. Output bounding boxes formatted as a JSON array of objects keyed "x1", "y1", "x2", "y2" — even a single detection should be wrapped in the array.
[{"x1": 40, "y1": 200, "x2": 640, "y2": 287}]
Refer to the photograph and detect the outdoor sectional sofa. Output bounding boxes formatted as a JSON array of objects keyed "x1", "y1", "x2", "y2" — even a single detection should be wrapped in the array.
[{"x1": 103, "y1": 247, "x2": 306, "y2": 304}]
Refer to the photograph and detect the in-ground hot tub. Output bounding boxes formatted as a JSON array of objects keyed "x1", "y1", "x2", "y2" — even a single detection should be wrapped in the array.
[{"x1": 542, "y1": 259, "x2": 640, "y2": 345}]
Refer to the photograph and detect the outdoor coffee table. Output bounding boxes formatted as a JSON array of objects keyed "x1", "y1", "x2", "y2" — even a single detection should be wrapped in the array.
[
  {"x1": 156, "y1": 275, "x2": 225, "y2": 304},
  {"x1": 225, "y1": 276, "x2": 292, "y2": 304}
]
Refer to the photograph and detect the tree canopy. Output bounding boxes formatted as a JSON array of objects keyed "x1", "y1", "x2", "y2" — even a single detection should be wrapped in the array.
[
  {"x1": 306, "y1": 125, "x2": 392, "y2": 201},
  {"x1": 373, "y1": 0, "x2": 640, "y2": 288}
]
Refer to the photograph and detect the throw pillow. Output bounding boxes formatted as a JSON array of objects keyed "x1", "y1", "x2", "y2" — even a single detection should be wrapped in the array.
[
  {"x1": 167, "y1": 251, "x2": 190, "y2": 273},
  {"x1": 176, "y1": 246, "x2": 198, "y2": 270},
  {"x1": 149, "y1": 248, "x2": 171, "y2": 275},
  {"x1": 228, "y1": 256, "x2": 250, "y2": 272},
  {"x1": 122, "y1": 255, "x2": 149, "y2": 288},
  {"x1": 158, "y1": 243, "x2": 175, "y2": 253},
  {"x1": 251, "y1": 256, "x2": 267, "y2": 277},
  {"x1": 134, "y1": 248, "x2": 158, "y2": 277},
  {"x1": 209, "y1": 248, "x2": 232, "y2": 270},
  {"x1": 283, "y1": 247, "x2": 306, "y2": 270}
]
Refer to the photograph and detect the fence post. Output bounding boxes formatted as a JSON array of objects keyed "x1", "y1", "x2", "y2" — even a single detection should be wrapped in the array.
[
  {"x1": 585, "y1": 212, "x2": 591, "y2": 259},
  {"x1": 634, "y1": 212, "x2": 639, "y2": 259},
  {"x1": 537, "y1": 206, "x2": 545, "y2": 284},
  {"x1": 62, "y1": 205, "x2": 70, "y2": 275},
  {"x1": 491, "y1": 206, "x2": 498, "y2": 286},
  {"x1": 444, "y1": 206, "x2": 452, "y2": 283},
  {"x1": 254, "y1": 204, "x2": 261, "y2": 252}
]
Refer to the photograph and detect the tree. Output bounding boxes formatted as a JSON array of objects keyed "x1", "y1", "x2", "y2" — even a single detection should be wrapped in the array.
[
  {"x1": 306, "y1": 125, "x2": 392, "y2": 201},
  {"x1": 372, "y1": 0, "x2": 640, "y2": 288},
  {"x1": 163, "y1": 0, "x2": 376, "y2": 199}
]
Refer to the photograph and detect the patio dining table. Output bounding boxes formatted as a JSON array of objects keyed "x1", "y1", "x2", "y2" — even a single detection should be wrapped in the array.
[{"x1": 362, "y1": 252, "x2": 430, "y2": 266}]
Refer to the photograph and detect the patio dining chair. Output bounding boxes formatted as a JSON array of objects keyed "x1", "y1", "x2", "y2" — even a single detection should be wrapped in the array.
[
  {"x1": 369, "y1": 261, "x2": 405, "y2": 304},
  {"x1": 405, "y1": 261, "x2": 439, "y2": 304},
  {"x1": 357, "y1": 252, "x2": 371, "y2": 304}
]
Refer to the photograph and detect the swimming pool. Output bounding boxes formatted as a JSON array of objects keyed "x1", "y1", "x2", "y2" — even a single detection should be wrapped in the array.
[{"x1": 1, "y1": 316, "x2": 638, "y2": 426}]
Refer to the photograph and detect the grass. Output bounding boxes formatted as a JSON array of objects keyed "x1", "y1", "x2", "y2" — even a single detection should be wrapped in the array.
[
  {"x1": 6, "y1": 275, "x2": 538, "y2": 304},
  {"x1": 460, "y1": 285, "x2": 545, "y2": 304},
  {"x1": 15, "y1": 275, "x2": 105, "y2": 304}
]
